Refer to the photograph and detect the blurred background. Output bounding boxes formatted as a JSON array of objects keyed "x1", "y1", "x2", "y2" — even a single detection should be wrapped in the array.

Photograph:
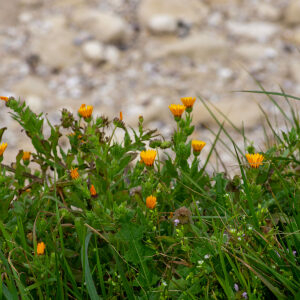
[{"x1": 0, "y1": 0, "x2": 299, "y2": 173}]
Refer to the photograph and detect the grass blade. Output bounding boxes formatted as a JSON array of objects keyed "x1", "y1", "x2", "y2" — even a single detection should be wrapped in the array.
[{"x1": 81, "y1": 231, "x2": 99, "y2": 300}]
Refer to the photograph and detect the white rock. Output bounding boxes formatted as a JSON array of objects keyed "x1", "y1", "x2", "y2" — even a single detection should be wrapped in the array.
[
  {"x1": 138, "y1": 0, "x2": 208, "y2": 27},
  {"x1": 227, "y1": 21, "x2": 279, "y2": 42},
  {"x1": 264, "y1": 47, "x2": 277, "y2": 59},
  {"x1": 218, "y1": 68, "x2": 233, "y2": 79},
  {"x1": 284, "y1": 0, "x2": 300, "y2": 25},
  {"x1": 148, "y1": 15, "x2": 178, "y2": 34},
  {"x1": 18, "y1": 12, "x2": 33, "y2": 23},
  {"x1": 207, "y1": 12, "x2": 223, "y2": 27},
  {"x1": 25, "y1": 95, "x2": 44, "y2": 112},
  {"x1": 148, "y1": 33, "x2": 229, "y2": 60},
  {"x1": 82, "y1": 41, "x2": 105, "y2": 62},
  {"x1": 104, "y1": 46, "x2": 121, "y2": 65},
  {"x1": 71, "y1": 9, "x2": 130, "y2": 44}
]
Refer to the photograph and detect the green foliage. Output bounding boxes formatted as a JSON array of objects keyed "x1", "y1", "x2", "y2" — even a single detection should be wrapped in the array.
[{"x1": 0, "y1": 94, "x2": 299, "y2": 299}]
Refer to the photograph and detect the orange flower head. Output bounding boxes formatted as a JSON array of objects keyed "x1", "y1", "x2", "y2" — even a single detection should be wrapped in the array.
[
  {"x1": 70, "y1": 167, "x2": 79, "y2": 180},
  {"x1": 169, "y1": 104, "x2": 186, "y2": 120},
  {"x1": 245, "y1": 153, "x2": 264, "y2": 169},
  {"x1": 90, "y1": 184, "x2": 97, "y2": 196},
  {"x1": 140, "y1": 149, "x2": 157, "y2": 166},
  {"x1": 181, "y1": 97, "x2": 196, "y2": 108},
  {"x1": 192, "y1": 140, "x2": 206, "y2": 155},
  {"x1": 78, "y1": 104, "x2": 93, "y2": 119},
  {"x1": 119, "y1": 111, "x2": 123, "y2": 121},
  {"x1": 146, "y1": 195, "x2": 157, "y2": 209},
  {"x1": 0, "y1": 143, "x2": 7, "y2": 156},
  {"x1": 0, "y1": 96, "x2": 9, "y2": 102},
  {"x1": 37, "y1": 242, "x2": 46, "y2": 255},
  {"x1": 22, "y1": 151, "x2": 31, "y2": 161}
]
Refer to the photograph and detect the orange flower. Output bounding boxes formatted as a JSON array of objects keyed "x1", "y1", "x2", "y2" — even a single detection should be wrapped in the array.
[
  {"x1": 192, "y1": 140, "x2": 206, "y2": 155},
  {"x1": 119, "y1": 111, "x2": 123, "y2": 121},
  {"x1": 0, "y1": 96, "x2": 9, "y2": 102},
  {"x1": 169, "y1": 212, "x2": 174, "y2": 219},
  {"x1": 245, "y1": 153, "x2": 264, "y2": 169},
  {"x1": 0, "y1": 143, "x2": 7, "y2": 156},
  {"x1": 146, "y1": 195, "x2": 157, "y2": 209},
  {"x1": 169, "y1": 104, "x2": 186, "y2": 120},
  {"x1": 37, "y1": 242, "x2": 46, "y2": 255},
  {"x1": 181, "y1": 97, "x2": 196, "y2": 108},
  {"x1": 78, "y1": 104, "x2": 93, "y2": 119},
  {"x1": 90, "y1": 184, "x2": 97, "y2": 196},
  {"x1": 70, "y1": 167, "x2": 79, "y2": 180},
  {"x1": 22, "y1": 151, "x2": 31, "y2": 161},
  {"x1": 140, "y1": 149, "x2": 157, "y2": 166}
]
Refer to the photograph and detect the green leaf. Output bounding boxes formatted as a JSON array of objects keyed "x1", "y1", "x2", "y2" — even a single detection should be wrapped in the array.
[
  {"x1": 81, "y1": 231, "x2": 99, "y2": 300},
  {"x1": 0, "y1": 127, "x2": 7, "y2": 142}
]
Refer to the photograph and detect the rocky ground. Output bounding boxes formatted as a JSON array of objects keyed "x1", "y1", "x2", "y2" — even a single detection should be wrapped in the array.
[{"x1": 0, "y1": 0, "x2": 299, "y2": 174}]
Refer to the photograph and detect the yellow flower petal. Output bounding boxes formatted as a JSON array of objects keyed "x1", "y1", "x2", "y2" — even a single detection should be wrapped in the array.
[
  {"x1": 37, "y1": 242, "x2": 46, "y2": 255},
  {"x1": 0, "y1": 143, "x2": 7, "y2": 156},
  {"x1": 245, "y1": 153, "x2": 264, "y2": 168},
  {"x1": 70, "y1": 167, "x2": 80, "y2": 180},
  {"x1": 168, "y1": 104, "x2": 186, "y2": 117},
  {"x1": 22, "y1": 151, "x2": 31, "y2": 161},
  {"x1": 191, "y1": 140, "x2": 206, "y2": 153},
  {"x1": 140, "y1": 150, "x2": 157, "y2": 166},
  {"x1": 181, "y1": 97, "x2": 196, "y2": 108},
  {"x1": 146, "y1": 195, "x2": 157, "y2": 209},
  {"x1": 78, "y1": 104, "x2": 93, "y2": 118},
  {"x1": 90, "y1": 184, "x2": 97, "y2": 196}
]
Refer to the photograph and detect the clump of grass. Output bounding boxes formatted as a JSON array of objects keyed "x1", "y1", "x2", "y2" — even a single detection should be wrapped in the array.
[{"x1": 0, "y1": 92, "x2": 299, "y2": 299}]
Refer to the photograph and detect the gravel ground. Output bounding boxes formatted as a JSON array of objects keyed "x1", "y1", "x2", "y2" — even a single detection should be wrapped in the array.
[{"x1": 0, "y1": 0, "x2": 299, "y2": 174}]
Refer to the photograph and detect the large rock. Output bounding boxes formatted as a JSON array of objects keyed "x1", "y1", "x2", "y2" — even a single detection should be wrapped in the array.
[
  {"x1": 208, "y1": 0, "x2": 238, "y2": 4},
  {"x1": 138, "y1": 0, "x2": 209, "y2": 30},
  {"x1": 235, "y1": 43, "x2": 277, "y2": 61},
  {"x1": 227, "y1": 21, "x2": 279, "y2": 42},
  {"x1": 0, "y1": 0, "x2": 19, "y2": 26},
  {"x1": 284, "y1": 0, "x2": 300, "y2": 25},
  {"x1": 254, "y1": 3, "x2": 281, "y2": 21},
  {"x1": 13, "y1": 76, "x2": 49, "y2": 99},
  {"x1": 148, "y1": 33, "x2": 229, "y2": 60},
  {"x1": 193, "y1": 97, "x2": 263, "y2": 130},
  {"x1": 285, "y1": 26, "x2": 300, "y2": 45},
  {"x1": 70, "y1": 9, "x2": 130, "y2": 44},
  {"x1": 20, "y1": 0, "x2": 42, "y2": 5},
  {"x1": 31, "y1": 17, "x2": 80, "y2": 69},
  {"x1": 12, "y1": 76, "x2": 50, "y2": 111},
  {"x1": 126, "y1": 97, "x2": 168, "y2": 127}
]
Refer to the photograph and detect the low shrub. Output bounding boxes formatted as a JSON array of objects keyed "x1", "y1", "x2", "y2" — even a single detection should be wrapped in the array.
[{"x1": 0, "y1": 93, "x2": 299, "y2": 299}]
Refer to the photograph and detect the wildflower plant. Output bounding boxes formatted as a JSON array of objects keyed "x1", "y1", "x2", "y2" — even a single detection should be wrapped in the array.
[{"x1": 0, "y1": 92, "x2": 299, "y2": 299}]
